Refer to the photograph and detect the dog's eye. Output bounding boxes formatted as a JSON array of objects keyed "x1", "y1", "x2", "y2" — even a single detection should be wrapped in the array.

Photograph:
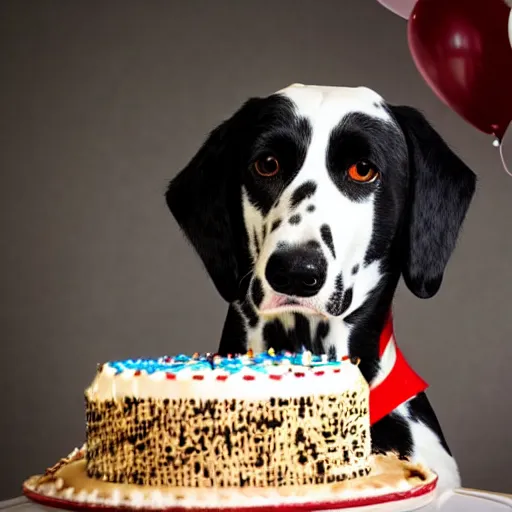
[
  {"x1": 255, "y1": 156, "x2": 280, "y2": 177},
  {"x1": 347, "y1": 161, "x2": 379, "y2": 183}
]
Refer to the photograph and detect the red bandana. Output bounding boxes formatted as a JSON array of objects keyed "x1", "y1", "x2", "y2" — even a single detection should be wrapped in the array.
[{"x1": 368, "y1": 311, "x2": 429, "y2": 425}]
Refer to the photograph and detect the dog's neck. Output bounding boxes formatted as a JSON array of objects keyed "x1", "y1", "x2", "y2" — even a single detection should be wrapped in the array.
[{"x1": 219, "y1": 272, "x2": 428, "y2": 424}]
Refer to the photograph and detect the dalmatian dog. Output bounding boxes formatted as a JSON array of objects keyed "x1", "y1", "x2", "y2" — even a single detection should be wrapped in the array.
[{"x1": 166, "y1": 84, "x2": 476, "y2": 492}]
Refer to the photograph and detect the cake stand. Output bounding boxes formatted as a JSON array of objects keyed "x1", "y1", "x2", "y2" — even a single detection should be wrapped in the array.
[{"x1": 23, "y1": 456, "x2": 438, "y2": 512}]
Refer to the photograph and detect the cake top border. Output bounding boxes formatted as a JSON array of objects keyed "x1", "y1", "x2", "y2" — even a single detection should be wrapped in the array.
[
  {"x1": 100, "y1": 349, "x2": 361, "y2": 378},
  {"x1": 87, "y1": 350, "x2": 366, "y2": 400}
]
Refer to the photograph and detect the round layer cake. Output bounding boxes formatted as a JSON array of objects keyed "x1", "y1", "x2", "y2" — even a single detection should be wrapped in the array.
[{"x1": 85, "y1": 351, "x2": 371, "y2": 489}]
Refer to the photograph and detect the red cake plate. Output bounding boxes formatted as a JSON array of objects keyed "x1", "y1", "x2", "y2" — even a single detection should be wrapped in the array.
[{"x1": 23, "y1": 449, "x2": 438, "y2": 512}]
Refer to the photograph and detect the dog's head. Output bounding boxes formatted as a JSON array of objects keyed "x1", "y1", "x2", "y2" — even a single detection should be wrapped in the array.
[{"x1": 167, "y1": 84, "x2": 475, "y2": 320}]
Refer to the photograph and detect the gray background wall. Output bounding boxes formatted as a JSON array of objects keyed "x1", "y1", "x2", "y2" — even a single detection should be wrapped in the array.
[{"x1": 1, "y1": 0, "x2": 511, "y2": 500}]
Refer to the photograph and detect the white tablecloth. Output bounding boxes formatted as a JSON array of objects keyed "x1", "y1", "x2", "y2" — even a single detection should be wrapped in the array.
[{"x1": 1, "y1": 489, "x2": 511, "y2": 511}]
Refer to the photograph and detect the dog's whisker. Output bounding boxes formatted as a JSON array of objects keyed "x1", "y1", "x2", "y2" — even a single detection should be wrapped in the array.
[{"x1": 238, "y1": 269, "x2": 253, "y2": 288}]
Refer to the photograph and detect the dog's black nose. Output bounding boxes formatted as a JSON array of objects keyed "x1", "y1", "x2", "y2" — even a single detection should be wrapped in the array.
[{"x1": 265, "y1": 246, "x2": 327, "y2": 297}]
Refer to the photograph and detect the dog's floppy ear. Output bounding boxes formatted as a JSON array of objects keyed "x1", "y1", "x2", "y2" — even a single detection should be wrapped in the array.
[
  {"x1": 166, "y1": 99, "x2": 262, "y2": 303},
  {"x1": 390, "y1": 105, "x2": 476, "y2": 299}
]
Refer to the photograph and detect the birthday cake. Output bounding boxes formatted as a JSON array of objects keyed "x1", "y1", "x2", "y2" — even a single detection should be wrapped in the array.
[
  {"x1": 86, "y1": 351, "x2": 371, "y2": 487},
  {"x1": 23, "y1": 351, "x2": 437, "y2": 510}
]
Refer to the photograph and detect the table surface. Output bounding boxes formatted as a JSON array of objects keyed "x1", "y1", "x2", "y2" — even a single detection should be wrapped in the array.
[{"x1": 1, "y1": 488, "x2": 511, "y2": 512}]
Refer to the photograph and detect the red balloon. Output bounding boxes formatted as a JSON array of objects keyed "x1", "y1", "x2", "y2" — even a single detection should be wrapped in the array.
[{"x1": 408, "y1": 0, "x2": 512, "y2": 140}]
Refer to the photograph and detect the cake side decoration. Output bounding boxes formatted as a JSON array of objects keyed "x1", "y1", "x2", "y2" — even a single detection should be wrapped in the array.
[{"x1": 85, "y1": 350, "x2": 372, "y2": 488}]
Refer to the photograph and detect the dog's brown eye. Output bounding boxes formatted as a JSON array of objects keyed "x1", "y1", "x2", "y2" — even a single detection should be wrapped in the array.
[
  {"x1": 255, "y1": 156, "x2": 280, "y2": 177},
  {"x1": 348, "y1": 161, "x2": 379, "y2": 183}
]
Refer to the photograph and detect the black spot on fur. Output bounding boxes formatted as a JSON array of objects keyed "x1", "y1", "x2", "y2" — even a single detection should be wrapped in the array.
[
  {"x1": 314, "y1": 322, "x2": 330, "y2": 353},
  {"x1": 352, "y1": 264, "x2": 359, "y2": 275},
  {"x1": 263, "y1": 320, "x2": 294, "y2": 352},
  {"x1": 218, "y1": 306, "x2": 247, "y2": 356},
  {"x1": 262, "y1": 314, "x2": 329, "y2": 354},
  {"x1": 344, "y1": 276, "x2": 393, "y2": 382},
  {"x1": 253, "y1": 229, "x2": 260, "y2": 255},
  {"x1": 320, "y1": 224, "x2": 336, "y2": 259},
  {"x1": 240, "y1": 301, "x2": 259, "y2": 328},
  {"x1": 306, "y1": 204, "x2": 315, "y2": 212},
  {"x1": 339, "y1": 288, "x2": 353, "y2": 315},
  {"x1": 371, "y1": 412, "x2": 413, "y2": 459},
  {"x1": 326, "y1": 112, "x2": 402, "y2": 203},
  {"x1": 271, "y1": 219, "x2": 282, "y2": 232},
  {"x1": 289, "y1": 214, "x2": 301, "y2": 225},
  {"x1": 293, "y1": 314, "x2": 312, "y2": 350},
  {"x1": 246, "y1": 114, "x2": 313, "y2": 215},
  {"x1": 306, "y1": 240, "x2": 321, "y2": 250},
  {"x1": 327, "y1": 346, "x2": 337, "y2": 361},
  {"x1": 326, "y1": 273, "x2": 344, "y2": 316},
  {"x1": 373, "y1": 101, "x2": 381, "y2": 109},
  {"x1": 407, "y1": 393, "x2": 452, "y2": 455},
  {"x1": 251, "y1": 278, "x2": 264, "y2": 308},
  {"x1": 262, "y1": 223, "x2": 267, "y2": 241},
  {"x1": 290, "y1": 181, "x2": 317, "y2": 208}
]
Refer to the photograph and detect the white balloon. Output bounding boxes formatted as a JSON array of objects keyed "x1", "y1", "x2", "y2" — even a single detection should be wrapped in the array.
[
  {"x1": 375, "y1": 0, "x2": 417, "y2": 20},
  {"x1": 508, "y1": 9, "x2": 512, "y2": 49},
  {"x1": 500, "y1": 123, "x2": 512, "y2": 178}
]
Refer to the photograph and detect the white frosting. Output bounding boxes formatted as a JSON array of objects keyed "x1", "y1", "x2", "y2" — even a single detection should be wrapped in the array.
[{"x1": 85, "y1": 360, "x2": 368, "y2": 401}]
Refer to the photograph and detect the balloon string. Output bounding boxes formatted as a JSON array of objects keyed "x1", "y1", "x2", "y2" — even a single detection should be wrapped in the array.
[{"x1": 499, "y1": 141, "x2": 512, "y2": 178}]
